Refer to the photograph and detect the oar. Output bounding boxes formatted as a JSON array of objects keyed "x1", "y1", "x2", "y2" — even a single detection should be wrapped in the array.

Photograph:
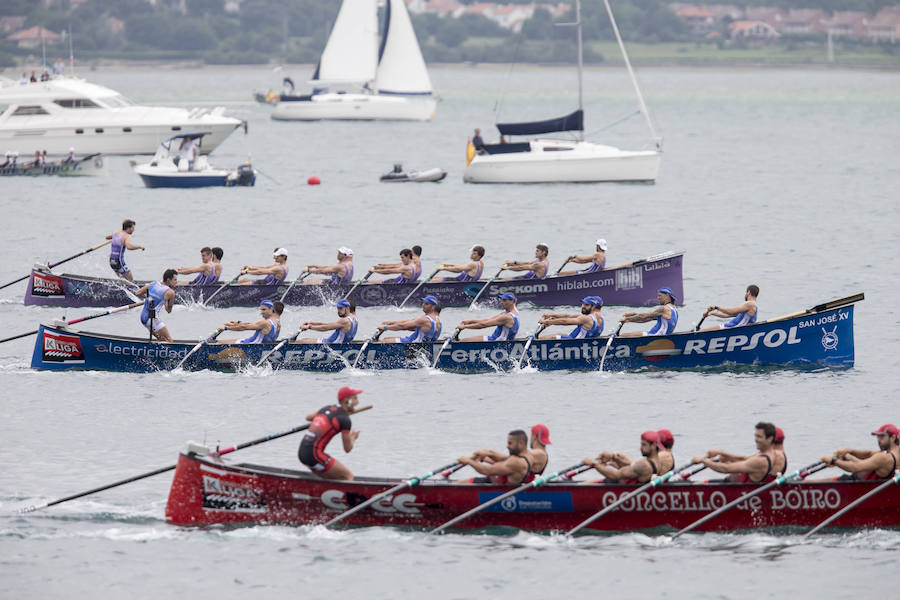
[
  {"x1": 598, "y1": 321, "x2": 625, "y2": 372},
  {"x1": 325, "y1": 460, "x2": 460, "y2": 527},
  {"x1": 398, "y1": 267, "x2": 442, "y2": 309},
  {"x1": 516, "y1": 324, "x2": 547, "y2": 369},
  {"x1": 278, "y1": 268, "x2": 312, "y2": 303},
  {"x1": 0, "y1": 301, "x2": 143, "y2": 345},
  {"x1": 467, "y1": 266, "x2": 505, "y2": 310},
  {"x1": 768, "y1": 293, "x2": 865, "y2": 323},
  {"x1": 431, "y1": 327, "x2": 460, "y2": 368},
  {"x1": 18, "y1": 405, "x2": 373, "y2": 515},
  {"x1": 428, "y1": 462, "x2": 586, "y2": 536},
  {"x1": 805, "y1": 471, "x2": 900, "y2": 537},
  {"x1": 553, "y1": 258, "x2": 571, "y2": 275},
  {"x1": 351, "y1": 327, "x2": 385, "y2": 368},
  {"x1": 566, "y1": 461, "x2": 701, "y2": 536},
  {"x1": 255, "y1": 326, "x2": 307, "y2": 368},
  {"x1": 672, "y1": 461, "x2": 827, "y2": 539},
  {"x1": 174, "y1": 327, "x2": 224, "y2": 370},
  {"x1": 0, "y1": 240, "x2": 111, "y2": 290},
  {"x1": 694, "y1": 314, "x2": 708, "y2": 331},
  {"x1": 345, "y1": 270, "x2": 374, "y2": 300},
  {"x1": 203, "y1": 269, "x2": 246, "y2": 306}
]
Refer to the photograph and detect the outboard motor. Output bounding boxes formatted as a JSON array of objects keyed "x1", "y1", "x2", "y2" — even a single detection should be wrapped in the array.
[
  {"x1": 393, "y1": 163, "x2": 403, "y2": 173},
  {"x1": 235, "y1": 163, "x2": 255, "y2": 186}
]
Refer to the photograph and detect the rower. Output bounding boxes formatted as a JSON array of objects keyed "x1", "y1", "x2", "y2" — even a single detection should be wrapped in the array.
[
  {"x1": 379, "y1": 295, "x2": 442, "y2": 342},
  {"x1": 370, "y1": 248, "x2": 420, "y2": 283},
  {"x1": 619, "y1": 287, "x2": 679, "y2": 337},
  {"x1": 657, "y1": 429, "x2": 675, "y2": 474},
  {"x1": 582, "y1": 431, "x2": 668, "y2": 484},
  {"x1": 457, "y1": 292, "x2": 519, "y2": 342},
  {"x1": 822, "y1": 424, "x2": 900, "y2": 481},
  {"x1": 61, "y1": 148, "x2": 76, "y2": 165},
  {"x1": 432, "y1": 245, "x2": 484, "y2": 282},
  {"x1": 210, "y1": 247, "x2": 224, "y2": 281},
  {"x1": 503, "y1": 243, "x2": 549, "y2": 280},
  {"x1": 135, "y1": 269, "x2": 177, "y2": 342},
  {"x1": 699, "y1": 285, "x2": 759, "y2": 331},
  {"x1": 557, "y1": 238, "x2": 607, "y2": 276},
  {"x1": 530, "y1": 424, "x2": 551, "y2": 476},
  {"x1": 305, "y1": 247, "x2": 354, "y2": 285},
  {"x1": 693, "y1": 422, "x2": 780, "y2": 483},
  {"x1": 774, "y1": 426, "x2": 787, "y2": 472},
  {"x1": 218, "y1": 300, "x2": 283, "y2": 344},
  {"x1": 105, "y1": 219, "x2": 145, "y2": 282},
  {"x1": 537, "y1": 296, "x2": 604, "y2": 340},
  {"x1": 703, "y1": 425, "x2": 787, "y2": 476},
  {"x1": 176, "y1": 246, "x2": 219, "y2": 285},
  {"x1": 296, "y1": 298, "x2": 358, "y2": 344},
  {"x1": 237, "y1": 247, "x2": 289, "y2": 285},
  {"x1": 457, "y1": 430, "x2": 534, "y2": 485},
  {"x1": 298, "y1": 386, "x2": 362, "y2": 481}
]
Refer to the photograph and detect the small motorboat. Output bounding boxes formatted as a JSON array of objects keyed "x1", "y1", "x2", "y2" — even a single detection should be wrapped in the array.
[
  {"x1": 380, "y1": 163, "x2": 447, "y2": 183},
  {"x1": 133, "y1": 132, "x2": 256, "y2": 188}
]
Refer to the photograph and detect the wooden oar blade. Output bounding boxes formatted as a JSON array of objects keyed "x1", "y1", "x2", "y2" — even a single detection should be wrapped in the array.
[{"x1": 768, "y1": 293, "x2": 864, "y2": 323}]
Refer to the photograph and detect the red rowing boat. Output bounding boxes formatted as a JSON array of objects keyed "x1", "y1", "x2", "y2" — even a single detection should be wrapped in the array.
[{"x1": 165, "y1": 449, "x2": 900, "y2": 533}]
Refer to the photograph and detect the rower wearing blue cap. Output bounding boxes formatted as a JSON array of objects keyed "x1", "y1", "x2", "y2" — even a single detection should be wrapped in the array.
[
  {"x1": 218, "y1": 299, "x2": 283, "y2": 344},
  {"x1": 458, "y1": 292, "x2": 520, "y2": 341},
  {"x1": 538, "y1": 296, "x2": 604, "y2": 340},
  {"x1": 296, "y1": 298, "x2": 358, "y2": 344},
  {"x1": 619, "y1": 287, "x2": 679, "y2": 337},
  {"x1": 379, "y1": 295, "x2": 443, "y2": 343}
]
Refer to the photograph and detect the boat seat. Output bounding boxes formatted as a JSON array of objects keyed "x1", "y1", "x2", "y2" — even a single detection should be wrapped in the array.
[{"x1": 195, "y1": 156, "x2": 209, "y2": 171}]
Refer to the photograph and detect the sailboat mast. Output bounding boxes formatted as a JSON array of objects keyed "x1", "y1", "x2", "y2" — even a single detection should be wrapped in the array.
[
  {"x1": 603, "y1": 0, "x2": 659, "y2": 148},
  {"x1": 576, "y1": 0, "x2": 583, "y2": 142}
]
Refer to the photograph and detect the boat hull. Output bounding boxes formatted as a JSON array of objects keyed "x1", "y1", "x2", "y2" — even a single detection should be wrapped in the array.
[
  {"x1": 271, "y1": 93, "x2": 436, "y2": 121},
  {"x1": 0, "y1": 155, "x2": 105, "y2": 176},
  {"x1": 29, "y1": 305, "x2": 855, "y2": 372},
  {"x1": 22, "y1": 251, "x2": 683, "y2": 308},
  {"x1": 165, "y1": 451, "x2": 899, "y2": 532}
]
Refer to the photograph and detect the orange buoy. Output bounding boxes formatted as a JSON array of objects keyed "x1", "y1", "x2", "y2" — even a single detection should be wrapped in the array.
[{"x1": 307, "y1": 175, "x2": 321, "y2": 185}]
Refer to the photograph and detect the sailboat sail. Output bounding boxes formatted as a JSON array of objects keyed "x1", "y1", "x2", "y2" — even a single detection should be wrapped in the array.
[
  {"x1": 312, "y1": 0, "x2": 379, "y2": 85},
  {"x1": 374, "y1": 0, "x2": 433, "y2": 94},
  {"x1": 497, "y1": 110, "x2": 584, "y2": 136}
]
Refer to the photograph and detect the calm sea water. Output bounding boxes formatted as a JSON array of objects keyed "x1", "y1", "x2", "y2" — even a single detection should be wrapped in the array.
[{"x1": 1, "y1": 64, "x2": 899, "y2": 598}]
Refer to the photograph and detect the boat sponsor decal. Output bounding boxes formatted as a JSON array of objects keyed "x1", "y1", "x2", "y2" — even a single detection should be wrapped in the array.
[
  {"x1": 554, "y1": 277, "x2": 613, "y2": 292},
  {"x1": 821, "y1": 327, "x2": 839, "y2": 351},
  {"x1": 94, "y1": 341, "x2": 191, "y2": 359},
  {"x1": 201, "y1": 475, "x2": 266, "y2": 513},
  {"x1": 479, "y1": 492, "x2": 573, "y2": 513},
  {"x1": 279, "y1": 348, "x2": 379, "y2": 366},
  {"x1": 642, "y1": 259, "x2": 672, "y2": 272},
  {"x1": 616, "y1": 267, "x2": 642, "y2": 291},
  {"x1": 680, "y1": 327, "x2": 802, "y2": 356},
  {"x1": 42, "y1": 330, "x2": 84, "y2": 363},
  {"x1": 636, "y1": 339, "x2": 682, "y2": 361},
  {"x1": 31, "y1": 271, "x2": 65, "y2": 297},
  {"x1": 487, "y1": 283, "x2": 549, "y2": 297},
  {"x1": 599, "y1": 487, "x2": 842, "y2": 513},
  {"x1": 208, "y1": 348, "x2": 248, "y2": 366},
  {"x1": 447, "y1": 340, "x2": 619, "y2": 365},
  {"x1": 321, "y1": 489, "x2": 424, "y2": 515}
]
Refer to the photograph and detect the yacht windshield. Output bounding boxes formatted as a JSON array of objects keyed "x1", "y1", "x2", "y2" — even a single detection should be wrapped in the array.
[
  {"x1": 99, "y1": 95, "x2": 136, "y2": 108},
  {"x1": 54, "y1": 98, "x2": 100, "y2": 109}
]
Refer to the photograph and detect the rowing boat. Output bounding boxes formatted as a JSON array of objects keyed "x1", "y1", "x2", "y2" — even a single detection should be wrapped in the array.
[
  {"x1": 21, "y1": 251, "x2": 684, "y2": 308},
  {"x1": 30, "y1": 301, "x2": 857, "y2": 372},
  {"x1": 165, "y1": 447, "x2": 899, "y2": 532},
  {"x1": 0, "y1": 154, "x2": 105, "y2": 176}
]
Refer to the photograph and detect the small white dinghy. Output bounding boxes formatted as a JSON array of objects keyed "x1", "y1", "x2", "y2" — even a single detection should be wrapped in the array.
[{"x1": 380, "y1": 163, "x2": 447, "y2": 183}]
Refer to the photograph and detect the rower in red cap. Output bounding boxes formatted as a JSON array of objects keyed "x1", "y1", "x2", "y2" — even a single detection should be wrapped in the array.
[
  {"x1": 298, "y1": 386, "x2": 363, "y2": 481},
  {"x1": 694, "y1": 422, "x2": 780, "y2": 483},
  {"x1": 656, "y1": 429, "x2": 675, "y2": 474},
  {"x1": 582, "y1": 431, "x2": 668, "y2": 484},
  {"x1": 822, "y1": 424, "x2": 900, "y2": 481},
  {"x1": 530, "y1": 424, "x2": 551, "y2": 476}
]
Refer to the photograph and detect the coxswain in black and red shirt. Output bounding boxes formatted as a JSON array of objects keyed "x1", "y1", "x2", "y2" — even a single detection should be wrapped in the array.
[
  {"x1": 298, "y1": 386, "x2": 362, "y2": 481},
  {"x1": 457, "y1": 430, "x2": 533, "y2": 485},
  {"x1": 582, "y1": 431, "x2": 667, "y2": 484},
  {"x1": 694, "y1": 422, "x2": 779, "y2": 483},
  {"x1": 822, "y1": 423, "x2": 900, "y2": 481}
]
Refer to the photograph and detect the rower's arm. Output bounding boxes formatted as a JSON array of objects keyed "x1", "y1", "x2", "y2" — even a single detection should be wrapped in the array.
[
  {"x1": 698, "y1": 455, "x2": 763, "y2": 476},
  {"x1": 830, "y1": 452, "x2": 890, "y2": 474},
  {"x1": 304, "y1": 317, "x2": 349, "y2": 332},
  {"x1": 504, "y1": 259, "x2": 536, "y2": 272},
  {"x1": 164, "y1": 289, "x2": 176, "y2": 313},
  {"x1": 439, "y1": 262, "x2": 466, "y2": 273},
  {"x1": 621, "y1": 305, "x2": 665, "y2": 324},
  {"x1": 176, "y1": 265, "x2": 208, "y2": 275},
  {"x1": 596, "y1": 459, "x2": 650, "y2": 481},
  {"x1": 381, "y1": 316, "x2": 424, "y2": 332},
  {"x1": 458, "y1": 313, "x2": 511, "y2": 330},
  {"x1": 135, "y1": 284, "x2": 149, "y2": 298},
  {"x1": 123, "y1": 235, "x2": 144, "y2": 251},
  {"x1": 569, "y1": 254, "x2": 593, "y2": 264},
  {"x1": 371, "y1": 265, "x2": 405, "y2": 275},
  {"x1": 540, "y1": 314, "x2": 586, "y2": 327},
  {"x1": 472, "y1": 449, "x2": 507, "y2": 462},
  {"x1": 461, "y1": 457, "x2": 524, "y2": 479},
  {"x1": 310, "y1": 263, "x2": 342, "y2": 275},
  {"x1": 224, "y1": 318, "x2": 267, "y2": 332}
]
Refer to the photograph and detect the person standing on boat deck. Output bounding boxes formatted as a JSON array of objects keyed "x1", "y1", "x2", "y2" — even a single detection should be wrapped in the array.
[
  {"x1": 693, "y1": 422, "x2": 780, "y2": 483},
  {"x1": 457, "y1": 430, "x2": 534, "y2": 484},
  {"x1": 176, "y1": 246, "x2": 219, "y2": 286},
  {"x1": 657, "y1": 429, "x2": 675, "y2": 474},
  {"x1": 238, "y1": 247, "x2": 289, "y2": 285},
  {"x1": 135, "y1": 269, "x2": 177, "y2": 342},
  {"x1": 472, "y1": 128, "x2": 485, "y2": 154},
  {"x1": 305, "y1": 247, "x2": 354, "y2": 285},
  {"x1": 370, "y1": 248, "x2": 420, "y2": 283},
  {"x1": 582, "y1": 431, "x2": 667, "y2": 484},
  {"x1": 218, "y1": 300, "x2": 283, "y2": 344},
  {"x1": 503, "y1": 243, "x2": 550, "y2": 280},
  {"x1": 557, "y1": 239, "x2": 607, "y2": 277},
  {"x1": 106, "y1": 219, "x2": 145, "y2": 283},
  {"x1": 379, "y1": 295, "x2": 443, "y2": 342},
  {"x1": 53, "y1": 57, "x2": 65, "y2": 76},
  {"x1": 699, "y1": 285, "x2": 759, "y2": 331},
  {"x1": 821, "y1": 424, "x2": 900, "y2": 481},
  {"x1": 538, "y1": 296, "x2": 604, "y2": 340},
  {"x1": 296, "y1": 299, "x2": 358, "y2": 344},
  {"x1": 176, "y1": 136, "x2": 197, "y2": 171},
  {"x1": 457, "y1": 292, "x2": 520, "y2": 342},
  {"x1": 619, "y1": 287, "x2": 679, "y2": 337},
  {"x1": 432, "y1": 245, "x2": 484, "y2": 282},
  {"x1": 530, "y1": 424, "x2": 551, "y2": 476},
  {"x1": 299, "y1": 386, "x2": 362, "y2": 481}
]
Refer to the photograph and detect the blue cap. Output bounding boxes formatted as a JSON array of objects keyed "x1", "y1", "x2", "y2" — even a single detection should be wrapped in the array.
[
  {"x1": 581, "y1": 296, "x2": 603, "y2": 306},
  {"x1": 658, "y1": 287, "x2": 677, "y2": 302},
  {"x1": 335, "y1": 298, "x2": 351, "y2": 308},
  {"x1": 260, "y1": 300, "x2": 275, "y2": 309},
  {"x1": 421, "y1": 295, "x2": 439, "y2": 306},
  {"x1": 498, "y1": 292, "x2": 517, "y2": 301}
]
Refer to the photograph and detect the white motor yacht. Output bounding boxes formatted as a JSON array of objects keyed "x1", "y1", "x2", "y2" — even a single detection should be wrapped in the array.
[{"x1": 0, "y1": 76, "x2": 242, "y2": 155}]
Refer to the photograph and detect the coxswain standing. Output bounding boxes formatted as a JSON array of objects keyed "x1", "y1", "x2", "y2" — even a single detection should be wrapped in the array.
[
  {"x1": 432, "y1": 245, "x2": 485, "y2": 283},
  {"x1": 238, "y1": 247, "x2": 289, "y2": 285},
  {"x1": 106, "y1": 219, "x2": 145, "y2": 282},
  {"x1": 503, "y1": 243, "x2": 549, "y2": 280},
  {"x1": 694, "y1": 422, "x2": 780, "y2": 483},
  {"x1": 583, "y1": 431, "x2": 668, "y2": 484},
  {"x1": 457, "y1": 430, "x2": 534, "y2": 484},
  {"x1": 619, "y1": 287, "x2": 679, "y2": 337},
  {"x1": 530, "y1": 424, "x2": 551, "y2": 476},
  {"x1": 822, "y1": 424, "x2": 900, "y2": 481},
  {"x1": 557, "y1": 239, "x2": 607, "y2": 276},
  {"x1": 305, "y1": 247, "x2": 354, "y2": 285},
  {"x1": 538, "y1": 296, "x2": 604, "y2": 340},
  {"x1": 699, "y1": 285, "x2": 759, "y2": 331},
  {"x1": 457, "y1": 292, "x2": 520, "y2": 342},
  {"x1": 217, "y1": 300, "x2": 283, "y2": 344},
  {"x1": 298, "y1": 386, "x2": 363, "y2": 481},
  {"x1": 135, "y1": 269, "x2": 177, "y2": 342},
  {"x1": 296, "y1": 299, "x2": 358, "y2": 344},
  {"x1": 176, "y1": 246, "x2": 219, "y2": 285},
  {"x1": 379, "y1": 295, "x2": 442, "y2": 342}
]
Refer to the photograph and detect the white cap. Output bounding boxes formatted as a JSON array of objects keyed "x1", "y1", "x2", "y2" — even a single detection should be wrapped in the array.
[
  {"x1": 273, "y1": 248, "x2": 288, "y2": 257},
  {"x1": 338, "y1": 246, "x2": 353, "y2": 256},
  {"x1": 4, "y1": 151, "x2": 9, "y2": 157},
  {"x1": 596, "y1": 238, "x2": 608, "y2": 251},
  {"x1": 68, "y1": 147, "x2": 75, "y2": 152}
]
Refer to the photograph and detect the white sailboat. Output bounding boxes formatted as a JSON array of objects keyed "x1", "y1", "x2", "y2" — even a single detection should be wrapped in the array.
[
  {"x1": 271, "y1": 0, "x2": 436, "y2": 121},
  {"x1": 463, "y1": 0, "x2": 661, "y2": 183}
]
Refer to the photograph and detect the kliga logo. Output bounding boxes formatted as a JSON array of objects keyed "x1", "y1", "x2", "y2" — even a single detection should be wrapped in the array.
[
  {"x1": 31, "y1": 272, "x2": 65, "y2": 297},
  {"x1": 42, "y1": 331, "x2": 84, "y2": 363}
]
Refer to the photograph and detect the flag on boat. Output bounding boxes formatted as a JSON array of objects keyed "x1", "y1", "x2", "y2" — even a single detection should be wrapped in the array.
[{"x1": 466, "y1": 139, "x2": 475, "y2": 166}]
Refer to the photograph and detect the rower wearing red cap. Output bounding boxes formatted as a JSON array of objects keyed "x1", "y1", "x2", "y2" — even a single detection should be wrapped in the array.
[
  {"x1": 694, "y1": 422, "x2": 780, "y2": 483},
  {"x1": 530, "y1": 424, "x2": 551, "y2": 475},
  {"x1": 298, "y1": 387, "x2": 362, "y2": 481},
  {"x1": 657, "y1": 429, "x2": 675, "y2": 474},
  {"x1": 582, "y1": 431, "x2": 667, "y2": 484},
  {"x1": 456, "y1": 430, "x2": 534, "y2": 485},
  {"x1": 822, "y1": 424, "x2": 900, "y2": 481}
]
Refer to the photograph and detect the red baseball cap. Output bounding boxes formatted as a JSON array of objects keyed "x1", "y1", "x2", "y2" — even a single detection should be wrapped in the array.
[
  {"x1": 531, "y1": 424, "x2": 551, "y2": 445},
  {"x1": 337, "y1": 386, "x2": 363, "y2": 402},
  {"x1": 641, "y1": 430, "x2": 663, "y2": 449},
  {"x1": 774, "y1": 427, "x2": 785, "y2": 443},
  {"x1": 656, "y1": 429, "x2": 674, "y2": 447},
  {"x1": 872, "y1": 424, "x2": 899, "y2": 437}
]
